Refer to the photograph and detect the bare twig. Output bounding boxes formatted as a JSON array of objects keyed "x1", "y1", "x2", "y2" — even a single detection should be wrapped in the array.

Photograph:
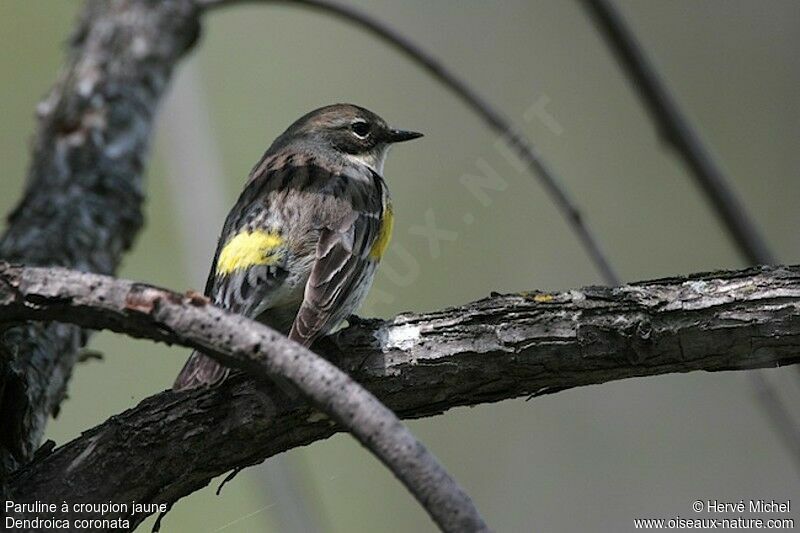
[
  {"x1": 0, "y1": 263, "x2": 489, "y2": 533},
  {"x1": 579, "y1": 0, "x2": 775, "y2": 265},
  {"x1": 749, "y1": 372, "x2": 800, "y2": 464},
  {"x1": 5, "y1": 263, "x2": 800, "y2": 529},
  {"x1": 579, "y1": 0, "x2": 799, "y2": 470},
  {"x1": 158, "y1": 62, "x2": 323, "y2": 531},
  {"x1": 197, "y1": 0, "x2": 621, "y2": 285}
]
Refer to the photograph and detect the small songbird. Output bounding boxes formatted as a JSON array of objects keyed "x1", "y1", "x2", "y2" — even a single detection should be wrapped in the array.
[{"x1": 173, "y1": 104, "x2": 422, "y2": 390}]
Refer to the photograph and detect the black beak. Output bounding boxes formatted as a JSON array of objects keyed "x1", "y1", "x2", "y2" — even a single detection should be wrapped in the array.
[{"x1": 387, "y1": 128, "x2": 423, "y2": 143}]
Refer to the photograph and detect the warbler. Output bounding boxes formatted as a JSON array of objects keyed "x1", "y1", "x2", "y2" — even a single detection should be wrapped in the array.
[{"x1": 173, "y1": 104, "x2": 422, "y2": 390}]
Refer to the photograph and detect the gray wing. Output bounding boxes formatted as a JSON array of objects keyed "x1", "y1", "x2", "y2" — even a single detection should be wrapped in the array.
[{"x1": 289, "y1": 210, "x2": 380, "y2": 347}]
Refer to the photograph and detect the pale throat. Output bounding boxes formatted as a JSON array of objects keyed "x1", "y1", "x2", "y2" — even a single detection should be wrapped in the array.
[{"x1": 344, "y1": 144, "x2": 391, "y2": 176}]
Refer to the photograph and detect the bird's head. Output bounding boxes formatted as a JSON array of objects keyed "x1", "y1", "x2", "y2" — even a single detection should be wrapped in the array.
[{"x1": 274, "y1": 103, "x2": 422, "y2": 173}]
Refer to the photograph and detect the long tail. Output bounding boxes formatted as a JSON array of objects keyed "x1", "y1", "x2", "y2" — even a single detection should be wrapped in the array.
[{"x1": 173, "y1": 350, "x2": 230, "y2": 391}]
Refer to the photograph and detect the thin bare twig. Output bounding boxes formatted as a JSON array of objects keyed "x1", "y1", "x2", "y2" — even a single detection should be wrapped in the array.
[
  {"x1": 159, "y1": 62, "x2": 323, "y2": 531},
  {"x1": 750, "y1": 373, "x2": 800, "y2": 472},
  {"x1": 197, "y1": 0, "x2": 621, "y2": 285},
  {"x1": 0, "y1": 263, "x2": 490, "y2": 533},
  {"x1": 578, "y1": 0, "x2": 799, "y2": 471},
  {"x1": 6, "y1": 263, "x2": 800, "y2": 528},
  {"x1": 0, "y1": 6, "x2": 485, "y2": 529},
  {"x1": 579, "y1": 0, "x2": 775, "y2": 265}
]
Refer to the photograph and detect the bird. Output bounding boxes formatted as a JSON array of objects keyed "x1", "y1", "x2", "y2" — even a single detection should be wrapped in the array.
[{"x1": 173, "y1": 103, "x2": 422, "y2": 390}]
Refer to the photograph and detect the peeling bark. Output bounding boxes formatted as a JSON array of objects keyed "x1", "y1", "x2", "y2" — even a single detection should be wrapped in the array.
[
  {"x1": 2, "y1": 263, "x2": 798, "y2": 530},
  {"x1": 0, "y1": 264, "x2": 490, "y2": 532}
]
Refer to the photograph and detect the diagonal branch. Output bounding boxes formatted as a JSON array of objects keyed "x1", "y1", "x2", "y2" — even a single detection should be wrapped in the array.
[
  {"x1": 0, "y1": 263, "x2": 489, "y2": 533},
  {"x1": 578, "y1": 0, "x2": 800, "y2": 468},
  {"x1": 579, "y1": 0, "x2": 775, "y2": 265},
  {"x1": 5, "y1": 263, "x2": 800, "y2": 529},
  {"x1": 199, "y1": 0, "x2": 620, "y2": 285},
  {"x1": 0, "y1": 0, "x2": 620, "y2": 485}
]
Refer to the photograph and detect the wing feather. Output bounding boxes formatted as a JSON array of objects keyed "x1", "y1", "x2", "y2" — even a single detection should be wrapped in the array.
[
  {"x1": 289, "y1": 210, "x2": 381, "y2": 347},
  {"x1": 175, "y1": 152, "x2": 390, "y2": 388},
  {"x1": 174, "y1": 155, "x2": 298, "y2": 390}
]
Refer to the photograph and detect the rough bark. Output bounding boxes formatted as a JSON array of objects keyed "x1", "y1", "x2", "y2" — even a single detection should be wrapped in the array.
[
  {"x1": 0, "y1": 0, "x2": 200, "y2": 475},
  {"x1": 3, "y1": 263, "x2": 799, "y2": 530},
  {"x1": 0, "y1": 263, "x2": 489, "y2": 533}
]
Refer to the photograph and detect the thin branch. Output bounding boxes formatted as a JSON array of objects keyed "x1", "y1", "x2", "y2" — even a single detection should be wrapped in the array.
[
  {"x1": 578, "y1": 0, "x2": 800, "y2": 469},
  {"x1": 159, "y1": 61, "x2": 323, "y2": 531},
  {"x1": 748, "y1": 372, "x2": 800, "y2": 462},
  {"x1": 6, "y1": 263, "x2": 800, "y2": 529},
  {"x1": 198, "y1": 0, "x2": 621, "y2": 285},
  {"x1": 0, "y1": 0, "x2": 201, "y2": 475},
  {"x1": 0, "y1": 263, "x2": 489, "y2": 533},
  {"x1": 579, "y1": 0, "x2": 775, "y2": 265}
]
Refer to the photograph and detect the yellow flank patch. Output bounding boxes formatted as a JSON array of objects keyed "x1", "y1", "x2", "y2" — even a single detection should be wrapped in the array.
[
  {"x1": 370, "y1": 203, "x2": 394, "y2": 260},
  {"x1": 533, "y1": 294, "x2": 554, "y2": 303},
  {"x1": 216, "y1": 230, "x2": 283, "y2": 275}
]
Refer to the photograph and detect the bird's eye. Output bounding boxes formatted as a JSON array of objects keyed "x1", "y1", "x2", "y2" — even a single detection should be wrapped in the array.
[{"x1": 351, "y1": 121, "x2": 370, "y2": 138}]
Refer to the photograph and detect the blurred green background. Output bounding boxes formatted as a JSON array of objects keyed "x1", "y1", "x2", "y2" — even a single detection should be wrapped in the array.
[{"x1": 1, "y1": 1, "x2": 798, "y2": 531}]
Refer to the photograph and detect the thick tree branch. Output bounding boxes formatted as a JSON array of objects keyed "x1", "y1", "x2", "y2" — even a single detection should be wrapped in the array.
[
  {"x1": 578, "y1": 0, "x2": 800, "y2": 467},
  {"x1": 0, "y1": 0, "x2": 200, "y2": 474},
  {"x1": 1, "y1": 0, "x2": 608, "y2": 529},
  {"x1": 0, "y1": 263, "x2": 488, "y2": 533},
  {"x1": 4, "y1": 263, "x2": 799, "y2": 530},
  {"x1": 0, "y1": 0, "x2": 624, "y2": 484},
  {"x1": 3, "y1": 2, "x2": 795, "y2": 532}
]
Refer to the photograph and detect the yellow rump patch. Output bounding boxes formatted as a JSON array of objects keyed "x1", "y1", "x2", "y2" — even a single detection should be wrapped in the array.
[
  {"x1": 216, "y1": 230, "x2": 284, "y2": 275},
  {"x1": 370, "y1": 204, "x2": 394, "y2": 260}
]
